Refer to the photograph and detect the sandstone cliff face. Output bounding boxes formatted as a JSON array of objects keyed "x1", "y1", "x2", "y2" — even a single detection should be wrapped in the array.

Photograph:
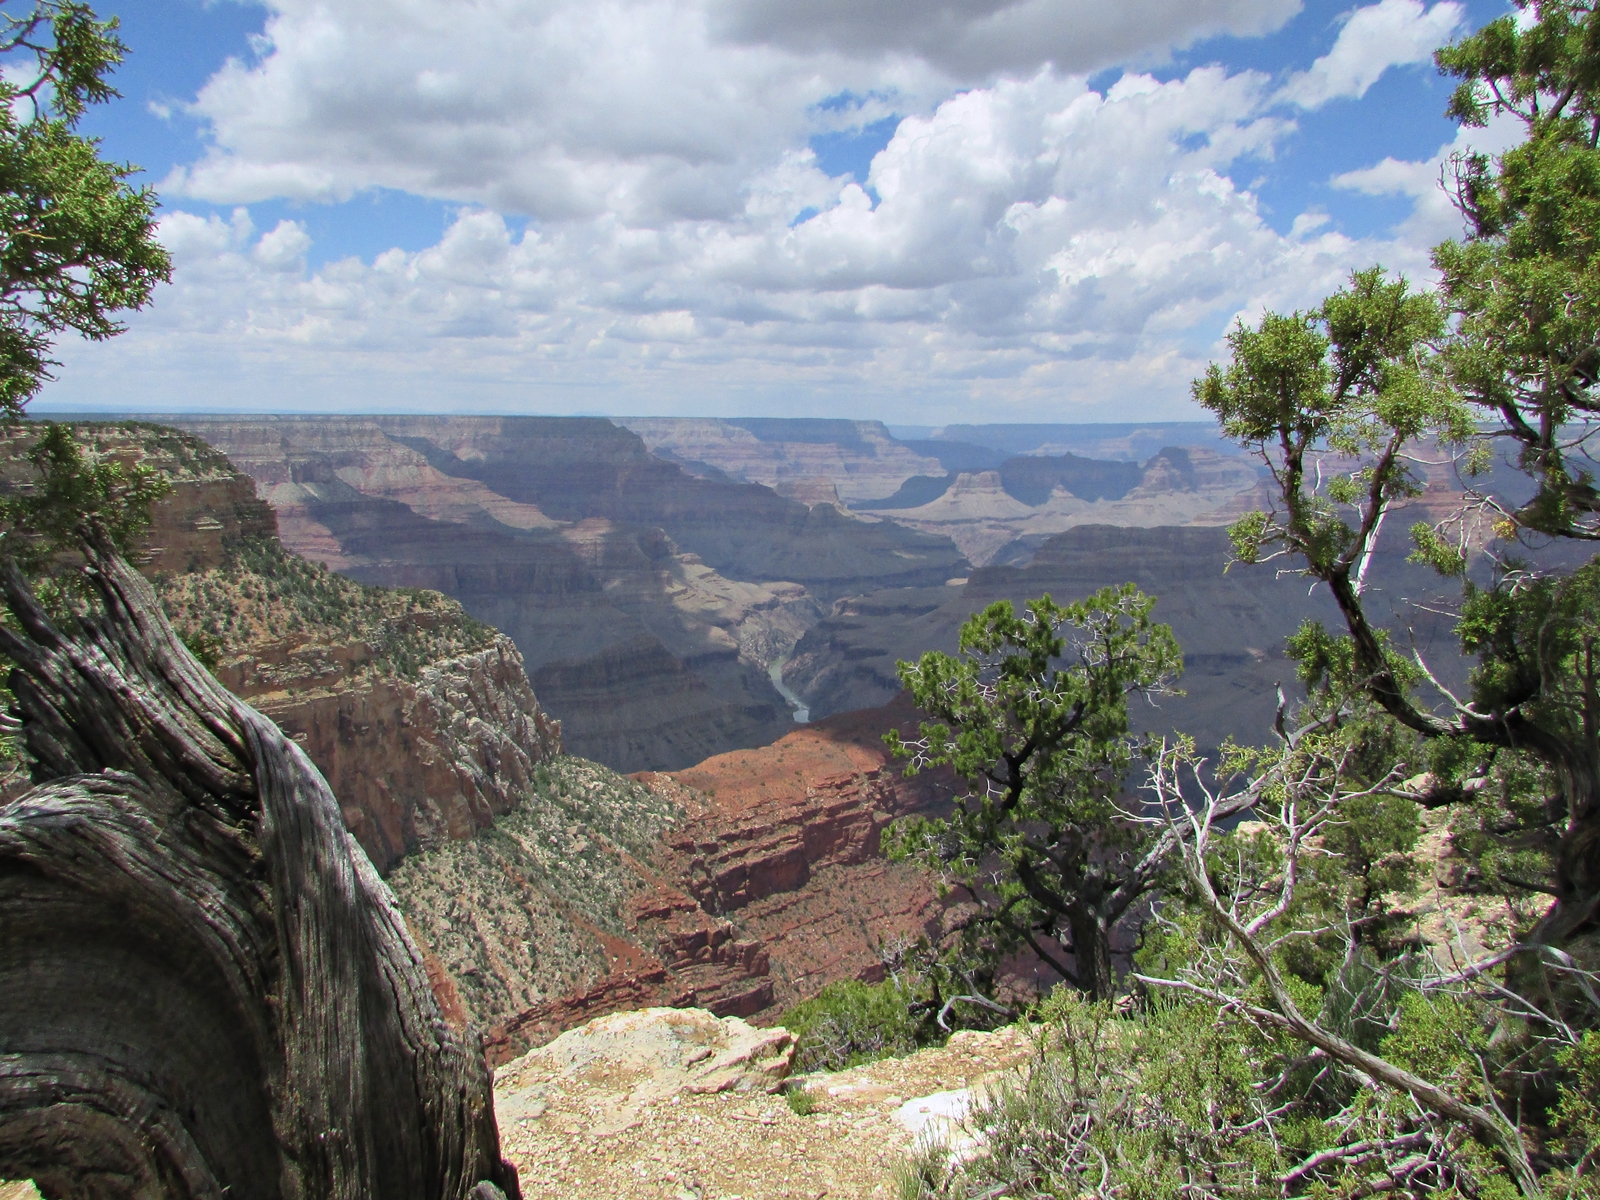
[
  {"x1": 383, "y1": 751, "x2": 791, "y2": 1066},
  {"x1": 217, "y1": 630, "x2": 562, "y2": 873},
  {"x1": 0, "y1": 422, "x2": 278, "y2": 574},
  {"x1": 158, "y1": 541, "x2": 567, "y2": 874},
  {"x1": 142, "y1": 471, "x2": 279, "y2": 573}
]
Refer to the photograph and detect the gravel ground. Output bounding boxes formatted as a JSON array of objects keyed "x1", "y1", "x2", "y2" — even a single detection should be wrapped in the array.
[{"x1": 498, "y1": 1025, "x2": 1034, "y2": 1200}]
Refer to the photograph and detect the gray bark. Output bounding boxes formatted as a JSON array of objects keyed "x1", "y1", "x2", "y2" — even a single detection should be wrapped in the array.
[{"x1": 0, "y1": 543, "x2": 520, "y2": 1200}]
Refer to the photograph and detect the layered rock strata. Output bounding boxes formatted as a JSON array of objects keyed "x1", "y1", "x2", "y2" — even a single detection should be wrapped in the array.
[
  {"x1": 2, "y1": 424, "x2": 955, "y2": 1067},
  {"x1": 161, "y1": 415, "x2": 966, "y2": 770},
  {"x1": 620, "y1": 417, "x2": 946, "y2": 504},
  {"x1": 659, "y1": 697, "x2": 956, "y2": 1010},
  {"x1": 155, "y1": 534, "x2": 564, "y2": 875},
  {"x1": 388, "y1": 700, "x2": 956, "y2": 1063},
  {"x1": 0, "y1": 422, "x2": 278, "y2": 574},
  {"x1": 857, "y1": 447, "x2": 1267, "y2": 565},
  {"x1": 382, "y1": 755, "x2": 765, "y2": 1059}
]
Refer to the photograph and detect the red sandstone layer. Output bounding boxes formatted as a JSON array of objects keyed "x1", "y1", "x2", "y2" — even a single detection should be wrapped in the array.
[{"x1": 482, "y1": 698, "x2": 958, "y2": 1059}]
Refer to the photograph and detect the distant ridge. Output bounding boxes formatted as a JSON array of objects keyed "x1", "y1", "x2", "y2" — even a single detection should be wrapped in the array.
[{"x1": 934, "y1": 421, "x2": 1230, "y2": 462}]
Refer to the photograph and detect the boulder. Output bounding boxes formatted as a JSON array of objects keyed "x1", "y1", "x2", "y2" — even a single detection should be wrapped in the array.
[{"x1": 494, "y1": 1008, "x2": 795, "y2": 1139}]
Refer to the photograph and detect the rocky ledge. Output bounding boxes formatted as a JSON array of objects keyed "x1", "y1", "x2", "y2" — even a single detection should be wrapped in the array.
[{"x1": 493, "y1": 1005, "x2": 1033, "y2": 1200}]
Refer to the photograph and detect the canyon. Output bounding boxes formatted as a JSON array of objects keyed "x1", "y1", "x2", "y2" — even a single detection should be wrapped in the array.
[
  {"x1": 0, "y1": 419, "x2": 1555, "y2": 1200},
  {"x1": 15, "y1": 423, "x2": 569, "y2": 877},
  {"x1": 2, "y1": 423, "x2": 960, "y2": 1059},
  {"x1": 160, "y1": 415, "x2": 968, "y2": 772},
  {"x1": 13, "y1": 420, "x2": 1505, "y2": 1020},
  {"x1": 142, "y1": 414, "x2": 1305, "y2": 776},
  {"x1": 782, "y1": 520, "x2": 1473, "y2": 751},
  {"x1": 624, "y1": 416, "x2": 1268, "y2": 566}
]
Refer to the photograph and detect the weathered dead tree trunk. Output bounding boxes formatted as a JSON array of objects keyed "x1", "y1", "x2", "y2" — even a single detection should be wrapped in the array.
[{"x1": 0, "y1": 542, "x2": 520, "y2": 1200}]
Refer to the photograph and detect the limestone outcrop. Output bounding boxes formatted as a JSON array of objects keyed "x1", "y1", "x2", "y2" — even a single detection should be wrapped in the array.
[
  {"x1": 493, "y1": 1009, "x2": 1033, "y2": 1200},
  {"x1": 498, "y1": 1008, "x2": 796, "y2": 1111}
]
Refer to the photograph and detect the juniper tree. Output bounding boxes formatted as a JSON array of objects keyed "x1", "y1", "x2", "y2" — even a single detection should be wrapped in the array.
[
  {"x1": 0, "y1": 1, "x2": 169, "y2": 418},
  {"x1": 884, "y1": 586, "x2": 1182, "y2": 1002},
  {"x1": 1196, "y1": 263, "x2": 1600, "y2": 989}
]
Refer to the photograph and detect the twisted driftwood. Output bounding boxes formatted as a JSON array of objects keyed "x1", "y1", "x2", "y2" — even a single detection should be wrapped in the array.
[{"x1": 0, "y1": 543, "x2": 520, "y2": 1200}]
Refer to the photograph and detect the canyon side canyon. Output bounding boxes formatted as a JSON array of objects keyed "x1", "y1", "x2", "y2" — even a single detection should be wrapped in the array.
[{"x1": 155, "y1": 414, "x2": 1488, "y2": 767}]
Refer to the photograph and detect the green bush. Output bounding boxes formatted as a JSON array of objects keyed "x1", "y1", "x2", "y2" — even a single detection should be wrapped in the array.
[
  {"x1": 898, "y1": 985, "x2": 1600, "y2": 1200},
  {"x1": 783, "y1": 1083, "x2": 820, "y2": 1116},
  {"x1": 782, "y1": 978, "x2": 929, "y2": 1073}
]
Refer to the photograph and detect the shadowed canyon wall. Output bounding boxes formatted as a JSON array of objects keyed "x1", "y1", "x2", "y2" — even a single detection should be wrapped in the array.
[{"x1": 784, "y1": 522, "x2": 1475, "y2": 755}]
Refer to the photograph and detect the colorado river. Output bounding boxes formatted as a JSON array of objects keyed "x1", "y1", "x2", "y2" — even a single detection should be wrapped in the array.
[{"x1": 768, "y1": 657, "x2": 809, "y2": 723}]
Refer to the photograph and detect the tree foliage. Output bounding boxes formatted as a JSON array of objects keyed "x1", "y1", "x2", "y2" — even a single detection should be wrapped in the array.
[
  {"x1": 0, "y1": 1, "x2": 169, "y2": 417},
  {"x1": 0, "y1": 420, "x2": 167, "y2": 566},
  {"x1": 891, "y1": 6, "x2": 1600, "y2": 1194},
  {"x1": 884, "y1": 587, "x2": 1182, "y2": 1001},
  {"x1": 1434, "y1": 0, "x2": 1600, "y2": 541},
  {"x1": 1197, "y1": 260, "x2": 1600, "y2": 979}
]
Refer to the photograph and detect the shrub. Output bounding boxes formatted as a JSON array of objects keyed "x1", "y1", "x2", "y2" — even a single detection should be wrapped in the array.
[
  {"x1": 898, "y1": 987, "x2": 1566, "y2": 1200},
  {"x1": 782, "y1": 978, "x2": 927, "y2": 1073},
  {"x1": 783, "y1": 1083, "x2": 820, "y2": 1116}
]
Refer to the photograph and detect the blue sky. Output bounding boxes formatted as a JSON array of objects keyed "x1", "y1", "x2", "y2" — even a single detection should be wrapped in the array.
[{"x1": 32, "y1": 0, "x2": 1519, "y2": 421}]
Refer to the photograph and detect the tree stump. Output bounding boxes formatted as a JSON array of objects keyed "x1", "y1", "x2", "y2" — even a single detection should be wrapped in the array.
[{"x1": 0, "y1": 545, "x2": 520, "y2": 1200}]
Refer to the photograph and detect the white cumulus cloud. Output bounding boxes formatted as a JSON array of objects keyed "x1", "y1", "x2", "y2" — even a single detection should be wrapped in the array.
[
  {"x1": 1278, "y1": 0, "x2": 1462, "y2": 108},
  {"x1": 35, "y1": 0, "x2": 1512, "y2": 421}
]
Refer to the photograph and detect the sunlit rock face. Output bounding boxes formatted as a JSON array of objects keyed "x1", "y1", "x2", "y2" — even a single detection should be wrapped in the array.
[{"x1": 392, "y1": 697, "x2": 957, "y2": 1059}]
